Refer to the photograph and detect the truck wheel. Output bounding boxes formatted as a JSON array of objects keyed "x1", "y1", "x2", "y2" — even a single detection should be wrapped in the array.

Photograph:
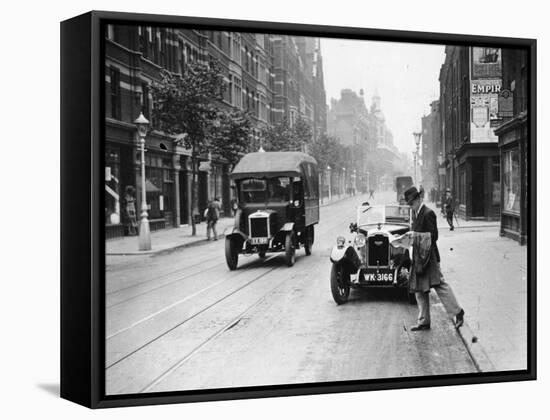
[
  {"x1": 330, "y1": 264, "x2": 350, "y2": 304},
  {"x1": 304, "y1": 225, "x2": 314, "y2": 256},
  {"x1": 285, "y1": 232, "x2": 296, "y2": 267},
  {"x1": 225, "y1": 238, "x2": 239, "y2": 270}
]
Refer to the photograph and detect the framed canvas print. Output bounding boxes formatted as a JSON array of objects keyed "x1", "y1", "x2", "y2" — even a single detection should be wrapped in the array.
[{"x1": 60, "y1": 10, "x2": 536, "y2": 408}]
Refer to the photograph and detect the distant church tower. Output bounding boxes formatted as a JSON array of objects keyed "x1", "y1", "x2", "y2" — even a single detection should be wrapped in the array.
[{"x1": 371, "y1": 88, "x2": 381, "y2": 113}]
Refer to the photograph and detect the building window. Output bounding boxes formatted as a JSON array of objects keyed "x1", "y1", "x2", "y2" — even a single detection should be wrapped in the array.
[
  {"x1": 178, "y1": 40, "x2": 185, "y2": 74},
  {"x1": 141, "y1": 82, "x2": 150, "y2": 119},
  {"x1": 233, "y1": 76, "x2": 242, "y2": 109},
  {"x1": 109, "y1": 67, "x2": 121, "y2": 119},
  {"x1": 503, "y1": 149, "x2": 520, "y2": 213},
  {"x1": 106, "y1": 25, "x2": 115, "y2": 41},
  {"x1": 492, "y1": 157, "x2": 500, "y2": 206}
]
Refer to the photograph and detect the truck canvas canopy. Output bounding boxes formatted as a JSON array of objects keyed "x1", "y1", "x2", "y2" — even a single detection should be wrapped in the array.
[{"x1": 230, "y1": 151, "x2": 317, "y2": 180}]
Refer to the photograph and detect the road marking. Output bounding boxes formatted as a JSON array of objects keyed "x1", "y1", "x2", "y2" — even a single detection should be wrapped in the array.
[{"x1": 106, "y1": 278, "x2": 229, "y2": 340}]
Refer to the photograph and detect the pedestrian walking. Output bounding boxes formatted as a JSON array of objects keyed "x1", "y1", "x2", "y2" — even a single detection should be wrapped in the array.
[
  {"x1": 230, "y1": 197, "x2": 238, "y2": 217},
  {"x1": 123, "y1": 185, "x2": 138, "y2": 236},
  {"x1": 404, "y1": 186, "x2": 465, "y2": 331},
  {"x1": 206, "y1": 197, "x2": 221, "y2": 240},
  {"x1": 444, "y1": 188, "x2": 455, "y2": 231},
  {"x1": 369, "y1": 188, "x2": 375, "y2": 199}
]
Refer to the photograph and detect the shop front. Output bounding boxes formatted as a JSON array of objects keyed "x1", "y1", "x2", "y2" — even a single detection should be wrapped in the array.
[
  {"x1": 495, "y1": 115, "x2": 527, "y2": 244},
  {"x1": 454, "y1": 144, "x2": 500, "y2": 221}
]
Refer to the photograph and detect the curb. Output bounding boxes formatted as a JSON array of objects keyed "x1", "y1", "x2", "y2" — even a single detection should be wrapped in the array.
[
  {"x1": 320, "y1": 194, "x2": 358, "y2": 208},
  {"x1": 441, "y1": 224, "x2": 500, "y2": 230},
  {"x1": 456, "y1": 320, "x2": 496, "y2": 372},
  {"x1": 430, "y1": 293, "x2": 495, "y2": 373}
]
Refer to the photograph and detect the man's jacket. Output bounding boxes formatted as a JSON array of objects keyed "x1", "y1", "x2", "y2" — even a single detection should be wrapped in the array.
[
  {"x1": 409, "y1": 204, "x2": 442, "y2": 293},
  {"x1": 412, "y1": 204, "x2": 440, "y2": 262}
]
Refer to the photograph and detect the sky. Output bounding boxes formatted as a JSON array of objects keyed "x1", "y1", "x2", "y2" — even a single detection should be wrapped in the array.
[{"x1": 320, "y1": 38, "x2": 445, "y2": 155}]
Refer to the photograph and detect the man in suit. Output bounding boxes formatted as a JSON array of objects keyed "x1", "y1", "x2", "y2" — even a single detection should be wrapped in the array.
[{"x1": 404, "y1": 186, "x2": 465, "y2": 331}]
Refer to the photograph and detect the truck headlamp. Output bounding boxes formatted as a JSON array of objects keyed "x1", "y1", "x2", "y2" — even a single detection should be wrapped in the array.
[{"x1": 354, "y1": 233, "x2": 366, "y2": 248}]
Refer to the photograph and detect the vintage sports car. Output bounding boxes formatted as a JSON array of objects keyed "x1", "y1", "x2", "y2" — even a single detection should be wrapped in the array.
[
  {"x1": 329, "y1": 203, "x2": 415, "y2": 304},
  {"x1": 225, "y1": 151, "x2": 319, "y2": 269}
]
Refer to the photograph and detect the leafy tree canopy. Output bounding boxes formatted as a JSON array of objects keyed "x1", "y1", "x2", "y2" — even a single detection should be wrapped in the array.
[{"x1": 151, "y1": 60, "x2": 224, "y2": 155}]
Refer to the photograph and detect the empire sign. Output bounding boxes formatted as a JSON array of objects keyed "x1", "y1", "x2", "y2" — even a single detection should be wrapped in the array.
[{"x1": 471, "y1": 83, "x2": 502, "y2": 94}]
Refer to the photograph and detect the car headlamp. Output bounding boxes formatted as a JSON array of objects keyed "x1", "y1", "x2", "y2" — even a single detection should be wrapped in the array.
[
  {"x1": 354, "y1": 233, "x2": 366, "y2": 248},
  {"x1": 336, "y1": 236, "x2": 346, "y2": 248},
  {"x1": 293, "y1": 200, "x2": 300, "y2": 207}
]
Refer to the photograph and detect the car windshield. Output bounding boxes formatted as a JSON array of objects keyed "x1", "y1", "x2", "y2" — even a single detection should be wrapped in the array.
[
  {"x1": 357, "y1": 205, "x2": 410, "y2": 226},
  {"x1": 239, "y1": 177, "x2": 290, "y2": 203}
]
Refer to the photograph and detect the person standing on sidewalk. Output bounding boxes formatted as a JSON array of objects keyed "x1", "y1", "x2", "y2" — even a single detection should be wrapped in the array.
[
  {"x1": 123, "y1": 185, "x2": 138, "y2": 236},
  {"x1": 444, "y1": 188, "x2": 455, "y2": 231},
  {"x1": 206, "y1": 197, "x2": 221, "y2": 241},
  {"x1": 404, "y1": 186, "x2": 465, "y2": 331}
]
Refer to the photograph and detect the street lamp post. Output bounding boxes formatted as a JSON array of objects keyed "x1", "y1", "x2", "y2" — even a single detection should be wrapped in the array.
[
  {"x1": 413, "y1": 131, "x2": 422, "y2": 185},
  {"x1": 342, "y1": 167, "x2": 346, "y2": 197},
  {"x1": 437, "y1": 152, "x2": 444, "y2": 205},
  {"x1": 135, "y1": 112, "x2": 151, "y2": 251},
  {"x1": 327, "y1": 165, "x2": 332, "y2": 202}
]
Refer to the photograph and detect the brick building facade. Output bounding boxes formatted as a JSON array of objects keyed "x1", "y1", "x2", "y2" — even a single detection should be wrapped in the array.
[
  {"x1": 439, "y1": 46, "x2": 501, "y2": 221},
  {"x1": 104, "y1": 25, "x2": 327, "y2": 238}
]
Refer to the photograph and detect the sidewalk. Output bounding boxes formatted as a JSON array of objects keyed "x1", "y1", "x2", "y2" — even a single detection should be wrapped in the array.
[
  {"x1": 435, "y1": 217, "x2": 527, "y2": 372},
  {"x1": 425, "y1": 200, "x2": 501, "y2": 230},
  {"x1": 106, "y1": 218, "x2": 235, "y2": 256}
]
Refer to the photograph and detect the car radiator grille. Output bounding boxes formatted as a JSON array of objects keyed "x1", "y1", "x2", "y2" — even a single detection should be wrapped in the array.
[
  {"x1": 250, "y1": 217, "x2": 269, "y2": 237},
  {"x1": 368, "y1": 234, "x2": 389, "y2": 266}
]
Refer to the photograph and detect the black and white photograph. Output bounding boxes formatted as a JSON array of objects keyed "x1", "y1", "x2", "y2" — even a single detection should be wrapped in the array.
[{"x1": 103, "y1": 22, "x2": 530, "y2": 396}]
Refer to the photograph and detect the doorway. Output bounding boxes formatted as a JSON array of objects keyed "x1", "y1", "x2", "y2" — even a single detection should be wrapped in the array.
[{"x1": 471, "y1": 158, "x2": 485, "y2": 217}]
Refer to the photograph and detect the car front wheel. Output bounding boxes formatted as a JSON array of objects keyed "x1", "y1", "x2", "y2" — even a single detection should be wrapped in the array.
[{"x1": 330, "y1": 264, "x2": 350, "y2": 304}]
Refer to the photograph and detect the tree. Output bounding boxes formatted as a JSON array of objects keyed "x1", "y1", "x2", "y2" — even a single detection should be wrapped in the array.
[
  {"x1": 151, "y1": 60, "x2": 224, "y2": 235},
  {"x1": 262, "y1": 116, "x2": 313, "y2": 152},
  {"x1": 262, "y1": 118, "x2": 296, "y2": 151},
  {"x1": 308, "y1": 133, "x2": 343, "y2": 169},
  {"x1": 210, "y1": 110, "x2": 253, "y2": 171},
  {"x1": 293, "y1": 116, "x2": 313, "y2": 151}
]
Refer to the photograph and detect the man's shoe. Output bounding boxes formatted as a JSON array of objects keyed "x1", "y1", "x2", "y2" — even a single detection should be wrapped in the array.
[
  {"x1": 450, "y1": 226, "x2": 454, "y2": 231},
  {"x1": 410, "y1": 324, "x2": 430, "y2": 331},
  {"x1": 455, "y1": 309, "x2": 465, "y2": 328}
]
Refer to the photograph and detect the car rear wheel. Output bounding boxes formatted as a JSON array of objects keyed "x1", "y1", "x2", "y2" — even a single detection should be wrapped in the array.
[
  {"x1": 330, "y1": 264, "x2": 350, "y2": 304},
  {"x1": 285, "y1": 232, "x2": 296, "y2": 267},
  {"x1": 225, "y1": 238, "x2": 239, "y2": 270}
]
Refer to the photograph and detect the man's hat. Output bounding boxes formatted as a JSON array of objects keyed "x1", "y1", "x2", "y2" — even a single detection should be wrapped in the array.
[
  {"x1": 404, "y1": 186, "x2": 421, "y2": 205},
  {"x1": 445, "y1": 188, "x2": 451, "y2": 193}
]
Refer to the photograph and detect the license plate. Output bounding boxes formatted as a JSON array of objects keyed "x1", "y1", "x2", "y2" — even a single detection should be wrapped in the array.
[
  {"x1": 250, "y1": 237, "x2": 268, "y2": 245},
  {"x1": 364, "y1": 272, "x2": 394, "y2": 282}
]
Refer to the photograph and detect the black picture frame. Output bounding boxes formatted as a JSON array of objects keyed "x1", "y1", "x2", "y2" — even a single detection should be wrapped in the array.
[{"x1": 60, "y1": 10, "x2": 537, "y2": 409}]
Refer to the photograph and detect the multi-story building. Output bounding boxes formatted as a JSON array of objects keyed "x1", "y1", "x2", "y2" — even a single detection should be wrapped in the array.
[
  {"x1": 420, "y1": 100, "x2": 441, "y2": 200},
  {"x1": 104, "y1": 25, "x2": 327, "y2": 238},
  {"x1": 494, "y1": 48, "x2": 528, "y2": 244},
  {"x1": 439, "y1": 46, "x2": 502, "y2": 221},
  {"x1": 272, "y1": 36, "x2": 327, "y2": 140},
  {"x1": 327, "y1": 89, "x2": 402, "y2": 192}
]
